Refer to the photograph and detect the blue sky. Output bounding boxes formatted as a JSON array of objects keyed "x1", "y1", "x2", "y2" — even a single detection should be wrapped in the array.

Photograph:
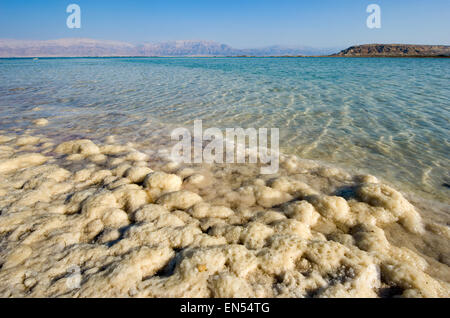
[{"x1": 0, "y1": 0, "x2": 449, "y2": 48}]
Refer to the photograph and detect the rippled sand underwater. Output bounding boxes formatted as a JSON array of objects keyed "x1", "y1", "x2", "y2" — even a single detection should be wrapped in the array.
[{"x1": 0, "y1": 57, "x2": 449, "y2": 297}]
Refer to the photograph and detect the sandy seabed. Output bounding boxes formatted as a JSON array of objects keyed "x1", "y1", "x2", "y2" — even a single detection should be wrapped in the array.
[{"x1": 0, "y1": 124, "x2": 449, "y2": 298}]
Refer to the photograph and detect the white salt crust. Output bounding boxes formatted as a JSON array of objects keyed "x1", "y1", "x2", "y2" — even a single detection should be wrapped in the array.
[{"x1": 0, "y1": 135, "x2": 449, "y2": 298}]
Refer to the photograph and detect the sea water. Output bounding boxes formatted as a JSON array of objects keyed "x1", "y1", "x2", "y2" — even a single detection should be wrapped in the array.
[{"x1": 0, "y1": 57, "x2": 449, "y2": 204}]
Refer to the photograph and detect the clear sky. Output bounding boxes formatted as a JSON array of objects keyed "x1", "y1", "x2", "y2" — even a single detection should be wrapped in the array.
[{"x1": 0, "y1": 0, "x2": 449, "y2": 48}]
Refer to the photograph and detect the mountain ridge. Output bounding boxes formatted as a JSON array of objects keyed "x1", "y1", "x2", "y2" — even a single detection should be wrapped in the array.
[{"x1": 0, "y1": 38, "x2": 338, "y2": 57}]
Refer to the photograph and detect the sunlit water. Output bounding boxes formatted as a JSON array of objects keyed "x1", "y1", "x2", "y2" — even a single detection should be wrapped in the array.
[{"x1": 0, "y1": 57, "x2": 449, "y2": 204}]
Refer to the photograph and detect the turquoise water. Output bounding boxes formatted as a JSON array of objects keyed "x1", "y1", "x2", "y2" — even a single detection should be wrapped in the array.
[{"x1": 0, "y1": 57, "x2": 449, "y2": 203}]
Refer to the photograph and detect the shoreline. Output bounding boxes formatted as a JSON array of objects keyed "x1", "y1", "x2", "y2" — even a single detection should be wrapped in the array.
[{"x1": 1, "y1": 56, "x2": 450, "y2": 59}]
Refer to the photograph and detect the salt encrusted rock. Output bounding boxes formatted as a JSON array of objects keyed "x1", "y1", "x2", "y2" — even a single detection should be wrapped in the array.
[
  {"x1": 157, "y1": 190, "x2": 202, "y2": 211},
  {"x1": 124, "y1": 151, "x2": 148, "y2": 161},
  {"x1": 97, "y1": 228, "x2": 121, "y2": 244},
  {"x1": 112, "y1": 184, "x2": 149, "y2": 213},
  {"x1": 16, "y1": 136, "x2": 41, "y2": 146},
  {"x1": 251, "y1": 210, "x2": 286, "y2": 224},
  {"x1": 0, "y1": 135, "x2": 14, "y2": 144},
  {"x1": 308, "y1": 195, "x2": 352, "y2": 225},
  {"x1": 55, "y1": 139, "x2": 100, "y2": 156},
  {"x1": 240, "y1": 222, "x2": 274, "y2": 249},
  {"x1": 254, "y1": 186, "x2": 293, "y2": 208},
  {"x1": 124, "y1": 166, "x2": 153, "y2": 183},
  {"x1": 102, "y1": 209, "x2": 130, "y2": 228},
  {"x1": 355, "y1": 174, "x2": 379, "y2": 184},
  {"x1": 0, "y1": 153, "x2": 48, "y2": 173},
  {"x1": 144, "y1": 172, "x2": 182, "y2": 192},
  {"x1": 188, "y1": 202, "x2": 234, "y2": 219},
  {"x1": 268, "y1": 177, "x2": 317, "y2": 197},
  {"x1": 209, "y1": 273, "x2": 255, "y2": 298},
  {"x1": 0, "y1": 133, "x2": 447, "y2": 298},
  {"x1": 33, "y1": 118, "x2": 49, "y2": 127},
  {"x1": 2, "y1": 245, "x2": 33, "y2": 269},
  {"x1": 357, "y1": 183, "x2": 424, "y2": 234},
  {"x1": 284, "y1": 201, "x2": 320, "y2": 226}
]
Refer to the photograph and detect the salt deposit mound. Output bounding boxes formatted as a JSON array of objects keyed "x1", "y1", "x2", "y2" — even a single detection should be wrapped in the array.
[{"x1": 0, "y1": 134, "x2": 448, "y2": 297}]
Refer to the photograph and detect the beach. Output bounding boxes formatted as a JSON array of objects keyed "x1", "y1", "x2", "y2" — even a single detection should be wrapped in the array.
[{"x1": 0, "y1": 57, "x2": 449, "y2": 297}]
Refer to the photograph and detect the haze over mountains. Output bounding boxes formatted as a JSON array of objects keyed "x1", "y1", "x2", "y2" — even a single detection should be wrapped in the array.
[{"x1": 0, "y1": 38, "x2": 339, "y2": 57}]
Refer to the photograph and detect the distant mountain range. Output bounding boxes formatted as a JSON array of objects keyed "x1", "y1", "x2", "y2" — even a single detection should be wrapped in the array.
[
  {"x1": 332, "y1": 44, "x2": 450, "y2": 57},
  {"x1": 1, "y1": 39, "x2": 448, "y2": 58},
  {"x1": 0, "y1": 38, "x2": 339, "y2": 57}
]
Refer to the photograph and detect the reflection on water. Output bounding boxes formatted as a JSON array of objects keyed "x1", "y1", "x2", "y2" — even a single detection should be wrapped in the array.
[{"x1": 0, "y1": 57, "x2": 449, "y2": 203}]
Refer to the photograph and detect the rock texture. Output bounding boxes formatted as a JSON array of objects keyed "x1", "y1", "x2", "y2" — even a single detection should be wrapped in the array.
[
  {"x1": 332, "y1": 44, "x2": 450, "y2": 57},
  {"x1": 0, "y1": 130, "x2": 449, "y2": 298}
]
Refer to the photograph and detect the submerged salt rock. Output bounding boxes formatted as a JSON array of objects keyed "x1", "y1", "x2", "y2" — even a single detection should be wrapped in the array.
[
  {"x1": 88, "y1": 154, "x2": 107, "y2": 163},
  {"x1": 228, "y1": 186, "x2": 257, "y2": 207},
  {"x1": 254, "y1": 186, "x2": 293, "y2": 208},
  {"x1": 16, "y1": 136, "x2": 41, "y2": 146},
  {"x1": 55, "y1": 139, "x2": 100, "y2": 156},
  {"x1": 105, "y1": 135, "x2": 116, "y2": 144},
  {"x1": 355, "y1": 174, "x2": 379, "y2": 184},
  {"x1": 0, "y1": 135, "x2": 14, "y2": 144},
  {"x1": 124, "y1": 151, "x2": 148, "y2": 162},
  {"x1": 184, "y1": 173, "x2": 211, "y2": 188},
  {"x1": 124, "y1": 166, "x2": 153, "y2": 183},
  {"x1": 157, "y1": 190, "x2": 202, "y2": 211},
  {"x1": 144, "y1": 172, "x2": 182, "y2": 192},
  {"x1": 357, "y1": 183, "x2": 424, "y2": 234},
  {"x1": 33, "y1": 118, "x2": 49, "y2": 127},
  {"x1": 0, "y1": 153, "x2": 48, "y2": 173},
  {"x1": 308, "y1": 195, "x2": 352, "y2": 225},
  {"x1": 268, "y1": 177, "x2": 317, "y2": 197}
]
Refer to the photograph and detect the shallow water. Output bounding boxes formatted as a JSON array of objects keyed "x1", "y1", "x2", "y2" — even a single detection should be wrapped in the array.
[{"x1": 0, "y1": 57, "x2": 449, "y2": 203}]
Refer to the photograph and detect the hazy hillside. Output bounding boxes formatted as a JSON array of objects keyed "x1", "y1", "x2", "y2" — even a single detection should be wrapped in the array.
[
  {"x1": 332, "y1": 44, "x2": 450, "y2": 57},
  {"x1": 0, "y1": 38, "x2": 338, "y2": 57}
]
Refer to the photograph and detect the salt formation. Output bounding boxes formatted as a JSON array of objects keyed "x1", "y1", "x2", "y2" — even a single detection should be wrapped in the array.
[
  {"x1": 0, "y1": 134, "x2": 449, "y2": 298},
  {"x1": 32, "y1": 119, "x2": 49, "y2": 127}
]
